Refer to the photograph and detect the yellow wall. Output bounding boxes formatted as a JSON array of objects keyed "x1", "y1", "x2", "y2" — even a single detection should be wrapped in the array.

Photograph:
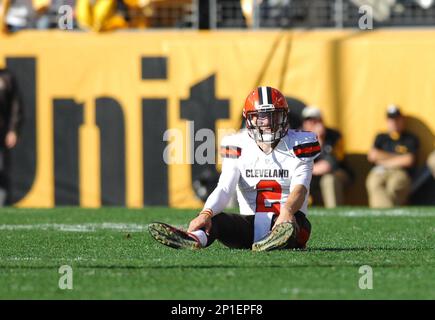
[{"x1": 0, "y1": 30, "x2": 434, "y2": 208}]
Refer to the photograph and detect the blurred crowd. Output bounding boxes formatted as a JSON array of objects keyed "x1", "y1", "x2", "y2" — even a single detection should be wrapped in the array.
[
  {"x1": 1, "y1": 0, "x2": 434, "y2": 34},
  {"x1": 0, "y1": 0, "x2": 197, "y2": 33}
]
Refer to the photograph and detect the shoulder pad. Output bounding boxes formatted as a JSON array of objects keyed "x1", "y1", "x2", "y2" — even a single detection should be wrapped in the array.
[
  {"x1": 220, "y1": 131, "x2": 245, "y2": 159},
  {"x1": 288, "y1": 130, "x2": 321, "y2": 159}
]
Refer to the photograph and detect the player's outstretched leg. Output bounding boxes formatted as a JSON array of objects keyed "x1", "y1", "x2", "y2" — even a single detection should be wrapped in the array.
[
  {"x1": 251, "y1": 222, "x2": 296, "y2": 252},
  {"x1": 252, "y1": 212, "x2": 311, "y2": 252},
  {"x1": 148, "y1": 222, "x2": 201, "y2": 249},
  {"x1": 149, "y1": 213, "x2": 254, "y2": 250}
]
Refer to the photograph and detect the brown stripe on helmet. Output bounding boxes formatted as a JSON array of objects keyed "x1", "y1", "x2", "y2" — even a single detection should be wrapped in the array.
[
  {"x1": 257, "y1": 87, "x2": 264, "y2": 105},
  {"x1": 266, "y1": 86, "x2": 272, "y2": 105}
]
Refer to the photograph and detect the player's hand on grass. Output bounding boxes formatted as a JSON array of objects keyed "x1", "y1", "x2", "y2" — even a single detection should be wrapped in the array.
[
  {"x1": 274, "y1": 185, "x2": 306, "y2": 232},
  {"x1": 273, "y1": 207, "x2": 299, "y2": 233},
  {"x1": 187, "y1": 213, "x2": 212, "y2": 233}
]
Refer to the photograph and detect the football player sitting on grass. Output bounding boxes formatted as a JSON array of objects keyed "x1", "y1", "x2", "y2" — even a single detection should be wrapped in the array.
[{"x1": 149, "y1": 87, "x2": 321, "y2": 251}]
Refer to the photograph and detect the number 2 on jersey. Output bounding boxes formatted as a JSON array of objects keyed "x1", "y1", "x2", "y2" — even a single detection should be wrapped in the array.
[{"x1": 255, "y1": 180, "x2": 282, "y2": 215}]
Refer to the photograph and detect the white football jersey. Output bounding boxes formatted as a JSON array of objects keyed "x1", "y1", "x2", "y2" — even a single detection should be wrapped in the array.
[{"x1": 203, "y1": 129, "x2": 320, "y2": 242}]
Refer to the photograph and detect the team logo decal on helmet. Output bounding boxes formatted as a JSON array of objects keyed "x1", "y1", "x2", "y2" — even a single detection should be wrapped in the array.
[{"x1": 243, "y1": 86, "x2": 289, "y2": 144}]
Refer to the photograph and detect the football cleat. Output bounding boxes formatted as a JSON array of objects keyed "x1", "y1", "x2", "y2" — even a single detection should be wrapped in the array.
[
  {"x1": 252, "y1": 222, "x2": 295, "y2": 252},
  {"x1": 148, "y1": 222, "x2": 201, "y2": 249}
]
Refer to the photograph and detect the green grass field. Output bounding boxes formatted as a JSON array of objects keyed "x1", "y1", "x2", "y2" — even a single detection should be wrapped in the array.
[{"x1": 0, "y1": 207, "x2": 434, "y2": 299}]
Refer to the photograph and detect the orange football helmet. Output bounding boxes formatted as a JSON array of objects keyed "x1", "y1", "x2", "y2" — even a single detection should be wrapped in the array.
[{"x1": 243, "y1": 86, "x2": 289, "y2": 143}]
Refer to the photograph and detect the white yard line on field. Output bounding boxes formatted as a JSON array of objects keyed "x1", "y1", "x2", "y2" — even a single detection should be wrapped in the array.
[
  {"x1": 0, "y1": 223, "x2": 149, "y2": 232},
  {"x1": 309, "y1": 209, "x2": 435, "y2": 217}
]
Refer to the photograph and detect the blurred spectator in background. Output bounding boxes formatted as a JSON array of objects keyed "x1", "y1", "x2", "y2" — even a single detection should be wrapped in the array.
[
  {"x1": 76, "y1": 0, "x2": 128, "y2": 32},
  {"x1": 75, "y1": 0, "x2": 194, "y2": 32},
  {"x1": 366, "y1": 105, "x2": 419, "y2": 208},
  {"x1": 427, "y1": 150, "x2": 435, "y2": 178},
  {"x1": 0, "y1": 0, "x2": 33, "y2": 33},
  {"x1": 123, "y1": 0, "x2": 151, "y2": 29},
  {"x1": 33, "y1": 0, "x2": 76, "y2": 29},
  {"x1": 127, "y1": 0, "x2": 195, "y2": 29},
  {"x1": 0, "y1": 0, "x2": 76, "y2": 33},
  {"x1": 0, "y1": 68, "x2": 23, "y2": 205},
  {"x1": 302, "y1": 106, "x2": 352, "y2": 208},
  {"x1": 240, "y1": 0, "x2": 253, "y2": 27}
]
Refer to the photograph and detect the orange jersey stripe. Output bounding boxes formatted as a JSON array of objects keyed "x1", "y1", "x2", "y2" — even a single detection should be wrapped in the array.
[
  {"x1": 220, "y1": 146, "x2": 242, "y2": 158},
  {"x1": 294, "y1": 145, "x2": 321, "y2": 156}
]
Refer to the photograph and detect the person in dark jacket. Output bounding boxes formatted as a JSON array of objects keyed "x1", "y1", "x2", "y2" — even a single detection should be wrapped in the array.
[
  {"x1": 366, "y1": 105, "x2": 419, "y2": 208},
  {"x1": 0, "y1": 68, "x2": 23, "y2": 205}
]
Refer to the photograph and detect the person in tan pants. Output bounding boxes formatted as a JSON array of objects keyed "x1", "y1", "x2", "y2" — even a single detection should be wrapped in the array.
[
  {"x1": 302, "y1": 106, "x2": 352, "y2": 208},
  {"x1": 366, "y1": 106, "x2": 419, "y2": 208}
]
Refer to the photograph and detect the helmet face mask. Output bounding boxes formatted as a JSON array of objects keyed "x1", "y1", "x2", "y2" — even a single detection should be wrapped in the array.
[
  {"x1": 243, "y1": 87, "x2": 289, "y2": 144},
  {"x1": 246, "y1": 108, "x2": 288, "y2": 144}
]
